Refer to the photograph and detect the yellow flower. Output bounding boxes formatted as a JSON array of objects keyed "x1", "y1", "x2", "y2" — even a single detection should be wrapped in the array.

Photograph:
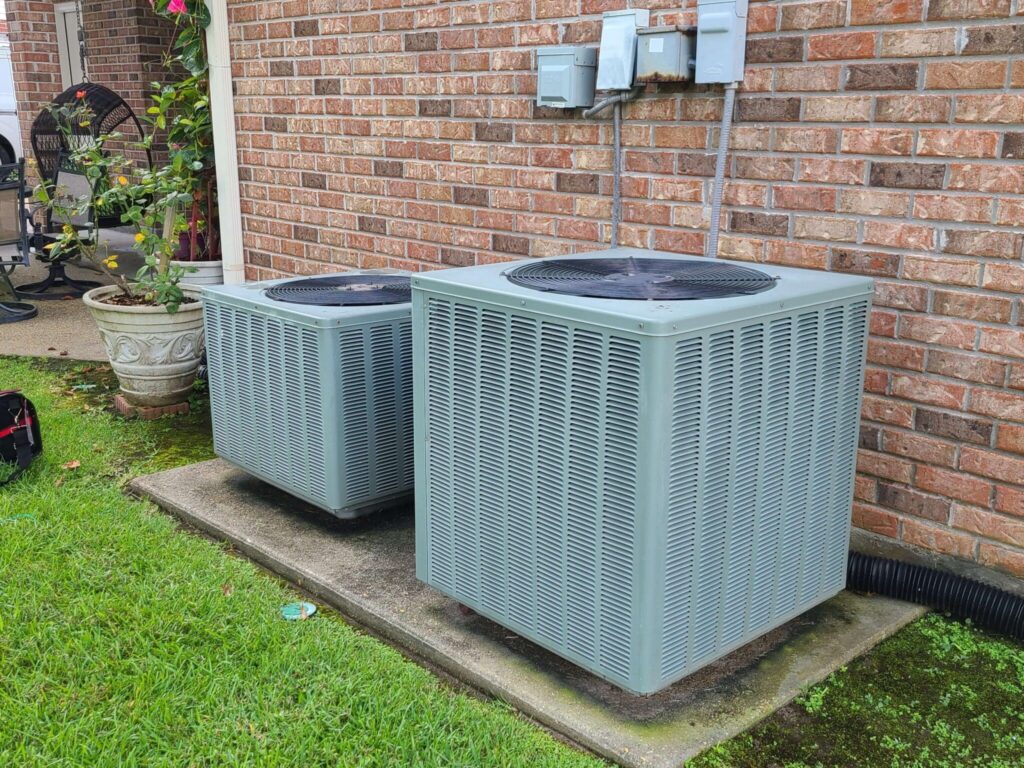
[
  {"x1": 63, "y1": 224, "x2": 74, "y2": 235},
  {"x1": 118, "y1": 176, "x2": 128, "y2": 186},
  {"x1": 44, "y1": 243, "x2": 55, "y2": 250},
  {"x1": 134, "y1": 232, "x2": 145, "y2": 243}
]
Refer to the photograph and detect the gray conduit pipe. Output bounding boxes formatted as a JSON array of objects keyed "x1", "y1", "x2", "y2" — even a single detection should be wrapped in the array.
[
  {"x1": 612, "y1": 100, "x2": 622, "y2": 248},
  {"x1": 584, "y1": 88, "x2": 641, "y2": 250},
  {"x1": 706, "y1": 83, "x2": 738, "y2": 259}
]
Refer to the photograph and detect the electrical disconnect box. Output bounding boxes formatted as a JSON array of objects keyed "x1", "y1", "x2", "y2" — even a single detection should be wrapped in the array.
[
  {"x1": 696, "y1": 0, "x2": 748, "y2": 84},
  {"x1": 596, "y1": 8, "x2": 651, "y2": 91},
  {"x1": 536, "y1": 46, "x2": 597, "y2": 108},
  {"x1": 636, "y1": 26, "x2": 696, "y2": 84}
]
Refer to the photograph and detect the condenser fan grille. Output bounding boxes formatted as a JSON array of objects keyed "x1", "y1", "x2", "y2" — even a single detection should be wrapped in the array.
[
  {"x1": 505, "y1": 257, "x2": 779, "y2": 300},
  {"x1": 265, "y1": 275, "x2": 412, "y2": 306}
]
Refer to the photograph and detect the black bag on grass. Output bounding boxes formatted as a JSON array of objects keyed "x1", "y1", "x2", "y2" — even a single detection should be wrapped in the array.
[{"x1": 0, "y1": 390, "x2": 42, "y2": 486}]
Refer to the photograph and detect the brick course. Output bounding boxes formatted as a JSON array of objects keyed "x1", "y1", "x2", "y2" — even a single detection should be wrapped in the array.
[{"x1": 221, "y1": 0, "x2": 1024, "y2": 579}]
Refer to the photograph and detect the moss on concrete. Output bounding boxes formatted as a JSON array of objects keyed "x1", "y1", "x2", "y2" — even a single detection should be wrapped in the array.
[{"x1": 691, "y1": 613, "x2": 1024, "y2": 767}]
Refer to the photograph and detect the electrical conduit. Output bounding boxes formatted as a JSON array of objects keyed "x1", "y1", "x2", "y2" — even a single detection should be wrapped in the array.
[
  {"x1": 584, "y1": 88, "x2": 640, "y2": 252},
  {"x1": 705, "y1": 82, "x2": 737, "y2": 260}
]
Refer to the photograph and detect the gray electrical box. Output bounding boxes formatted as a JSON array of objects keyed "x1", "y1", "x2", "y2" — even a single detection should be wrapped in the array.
[
  {"x1": 636, "y1": 26, "x2": 695, "y2": 84},
  {"x1": 536, "y1": 46, "x2": 597, "y2": 108},
  {"x1": 696, "y1": 0, "x2": 748, "y2": 84},
  {"x1": 596, "y1": 8, "x2": 650, "y2": 91}
]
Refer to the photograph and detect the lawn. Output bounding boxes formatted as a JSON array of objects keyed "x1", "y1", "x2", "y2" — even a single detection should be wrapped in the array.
[{"x1": 2, "y1": 355, "x2": 1023, "y2": 768}]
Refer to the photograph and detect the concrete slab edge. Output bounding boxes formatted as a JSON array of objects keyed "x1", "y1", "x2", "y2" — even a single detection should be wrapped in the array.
[
  {"x1": 131, "y1": 474, "x2": 927, "y2": 768},
  {"x1": 129, "y1": 475, "x2": 616, "y2": 759}
]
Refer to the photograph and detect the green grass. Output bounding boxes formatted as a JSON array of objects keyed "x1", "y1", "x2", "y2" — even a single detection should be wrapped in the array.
[
  {"x1": 3, "y1": 355, "x2": 1024, "y2": 768},
  {"x1": 0, "y1": 356, "x2": 602, "y2": 768},
  {"x1": 690, "y1": 614, "x2": 1024, "y2": 768}
]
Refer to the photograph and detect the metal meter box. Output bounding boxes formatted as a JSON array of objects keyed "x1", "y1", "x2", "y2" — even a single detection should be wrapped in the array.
[
  {"x1": 696, "y1": 0, "x2": 749, "y2": 84},
  {"x1": 636, "y1": 26, "x2": 696, "y2": 83},
  {"x1": 596, "y1": 8, "x2": 651, "y2": 91},
  {"x1": 536, "y1": 47, "x2": 597, "y2": 108}
]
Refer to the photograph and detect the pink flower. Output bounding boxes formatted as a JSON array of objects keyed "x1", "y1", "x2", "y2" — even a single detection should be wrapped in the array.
[{"x1": 167, "y1": 0, "x2": 187, "y2": 14}]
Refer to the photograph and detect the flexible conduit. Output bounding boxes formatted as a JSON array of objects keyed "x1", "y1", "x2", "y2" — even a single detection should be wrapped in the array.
[
  {"x1": 848, "y1": 552, "x2": 1024, "y2": 641},
  {"x1": 584, "y1": 89, "x2": 640, "y2": 251},
  {"x1": 706, "y1": 83, "x2": 737, "y2": 259}
]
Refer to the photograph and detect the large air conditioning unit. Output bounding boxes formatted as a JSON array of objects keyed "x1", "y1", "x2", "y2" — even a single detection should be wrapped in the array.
[
  {"x1": 204, "y1": 272, "x2": 414, "y2": 519},
  {"x1": 413, "y1": 249, "x2": 873, "y2": 694}
]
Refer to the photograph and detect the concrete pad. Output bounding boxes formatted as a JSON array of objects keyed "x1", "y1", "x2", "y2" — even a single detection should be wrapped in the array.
[{"x1": 132, "y1": 459, "x2": 926, "y2": 768}]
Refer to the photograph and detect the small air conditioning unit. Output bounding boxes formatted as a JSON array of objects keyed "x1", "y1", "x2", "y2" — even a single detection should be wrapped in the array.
[
  {"x1": 413, "y1": 249, "x2": 873, "y2": 694},
  {"x1": 204, "y1": 272, "x2": 414, "y2": 519}
]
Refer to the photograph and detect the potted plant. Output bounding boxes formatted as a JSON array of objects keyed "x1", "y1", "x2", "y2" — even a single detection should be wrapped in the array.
[
  {"x1": 151, "y1": 1, "x2": 221, "y2": 286},
  {"x1": 151, "y1": 0, "x2": 221, "y2": 286},
  {"x1": 36, "y1": 1, "x2": 215, "y2": 408}
]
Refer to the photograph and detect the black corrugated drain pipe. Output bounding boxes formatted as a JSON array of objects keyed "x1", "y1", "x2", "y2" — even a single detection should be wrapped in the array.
[{"x1": 848, "y1": 551, "x2": 1024, "y2": 642}]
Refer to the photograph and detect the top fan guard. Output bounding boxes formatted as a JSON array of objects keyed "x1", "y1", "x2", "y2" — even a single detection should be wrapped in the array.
[
  {"x1": 265, "y1": 275, "x2": 412, "y2": 306},
  {"x1": 505, "y1": 257, "x2": 779, "y2": 300}
]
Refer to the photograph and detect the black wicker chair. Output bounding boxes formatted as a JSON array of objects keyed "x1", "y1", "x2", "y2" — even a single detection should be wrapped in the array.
[
  {"x1": 0, "y1": 161, "x2": 38, "y2": 324},
  {"x1": 17, "y1": 152, "x2": 104, "y2": 299},
  {"x1": 20, "y1": 83, "x2": 151, "y2": 299},
  {"x1": 30, "y1": 82, "x2": 151, "y2": 191}
]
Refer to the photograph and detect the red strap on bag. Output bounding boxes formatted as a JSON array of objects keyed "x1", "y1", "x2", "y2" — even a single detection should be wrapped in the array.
[{"x1": 1, "y1": 390, "x2": 42, "y2": 487}]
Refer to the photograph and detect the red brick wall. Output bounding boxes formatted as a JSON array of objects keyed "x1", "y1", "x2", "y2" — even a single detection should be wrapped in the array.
[
  {"x1": 7, "y1": 0, "x2": 61, "y2": 159},
  {"x1": 82, "y1": 0, "x2": 177, "y2": 130},
  {"x1": 7, "y1": 0, "x2": 176, "y2": 169},
  {"x1": 251, "y1": 0, "x2": 1024, "y2": 578}
]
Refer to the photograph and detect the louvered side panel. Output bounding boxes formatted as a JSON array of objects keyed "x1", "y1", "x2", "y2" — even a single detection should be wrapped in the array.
[
  {"x1": 565, "y1": 329, "x2": 605, "y2": 663},
  {"x1": 205, "y1": 303, "x2": 236, "y2": 461},
  {"x1": 368, "y1": 325, "x2": 400, "y2": 491},
  {"x1": 335, "y1": 319, "x2": 415, "y2": 507},
  {"x1": 690, "y1": 330, "x2": 734, "y2": 666},
  {"x1": 420, "y1": 298, "x2": 640, "y2": 683},
  {"x1": 535, "y1": 323, "x2": 571, "y2": 646},
  {"x1": 506, "y1": 314, "x2": 540, "y2": 629},
  {"x1": 339, "y1": 328, "x2": 371, "y2": 499},
  {"x1": 477, "y1": 310, "x2": 511, "y2": 615},
  {"x1": 396, "y1": 321, "x2": 415, "y2": 491},
  {"x1": 822, "y1": 301, "x2": 869, "y2": 593},
  {"x1": 205, "y1": 302, "x2": 328, "y2": 506},
  {"x1": 424, "y1": 299, "x2": 456, "y2": 591},
  {"x1": 746, "y1": 317, "x2": 792, "y2": 633},
  {"x1": 451, "y1": 303, "x2": 483, "y2": 603},
  {"x1": 597, "y1": 337, "x2": 640, "y2": 679},
  {"x1": 660, "y1": 337, "x2": 703, "y2": 680},
  {"x1": 299, "y1": 328, "x2": 327, "y2": 499},
  {"x1": 719, "y1": 324, "x2": 765, "y2": 648},
  {"x1": 774, "y1": 311, "x2": 820, "y2": 618},
  {"x1": 799, "y1": 307, "x2": 845, "y2": 604}
]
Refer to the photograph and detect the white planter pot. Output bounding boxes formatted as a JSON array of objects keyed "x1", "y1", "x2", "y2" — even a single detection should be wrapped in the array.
[
  {"x1": 173, "y1": 259, "x2": 224, "y2": 286},
  {"x1": 83, "y1": 285, "x2": 205, "y2": 407}
]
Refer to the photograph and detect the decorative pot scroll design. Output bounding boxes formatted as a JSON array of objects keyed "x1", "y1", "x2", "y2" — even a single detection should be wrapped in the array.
[{"x1": 98, "y1": 329, "x2": 206, "y2": 366}]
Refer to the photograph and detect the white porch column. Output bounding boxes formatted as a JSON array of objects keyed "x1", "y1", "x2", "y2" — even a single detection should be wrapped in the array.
[{"x1": 205, "y1": 0, "x2": 245, "y2": 284}]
